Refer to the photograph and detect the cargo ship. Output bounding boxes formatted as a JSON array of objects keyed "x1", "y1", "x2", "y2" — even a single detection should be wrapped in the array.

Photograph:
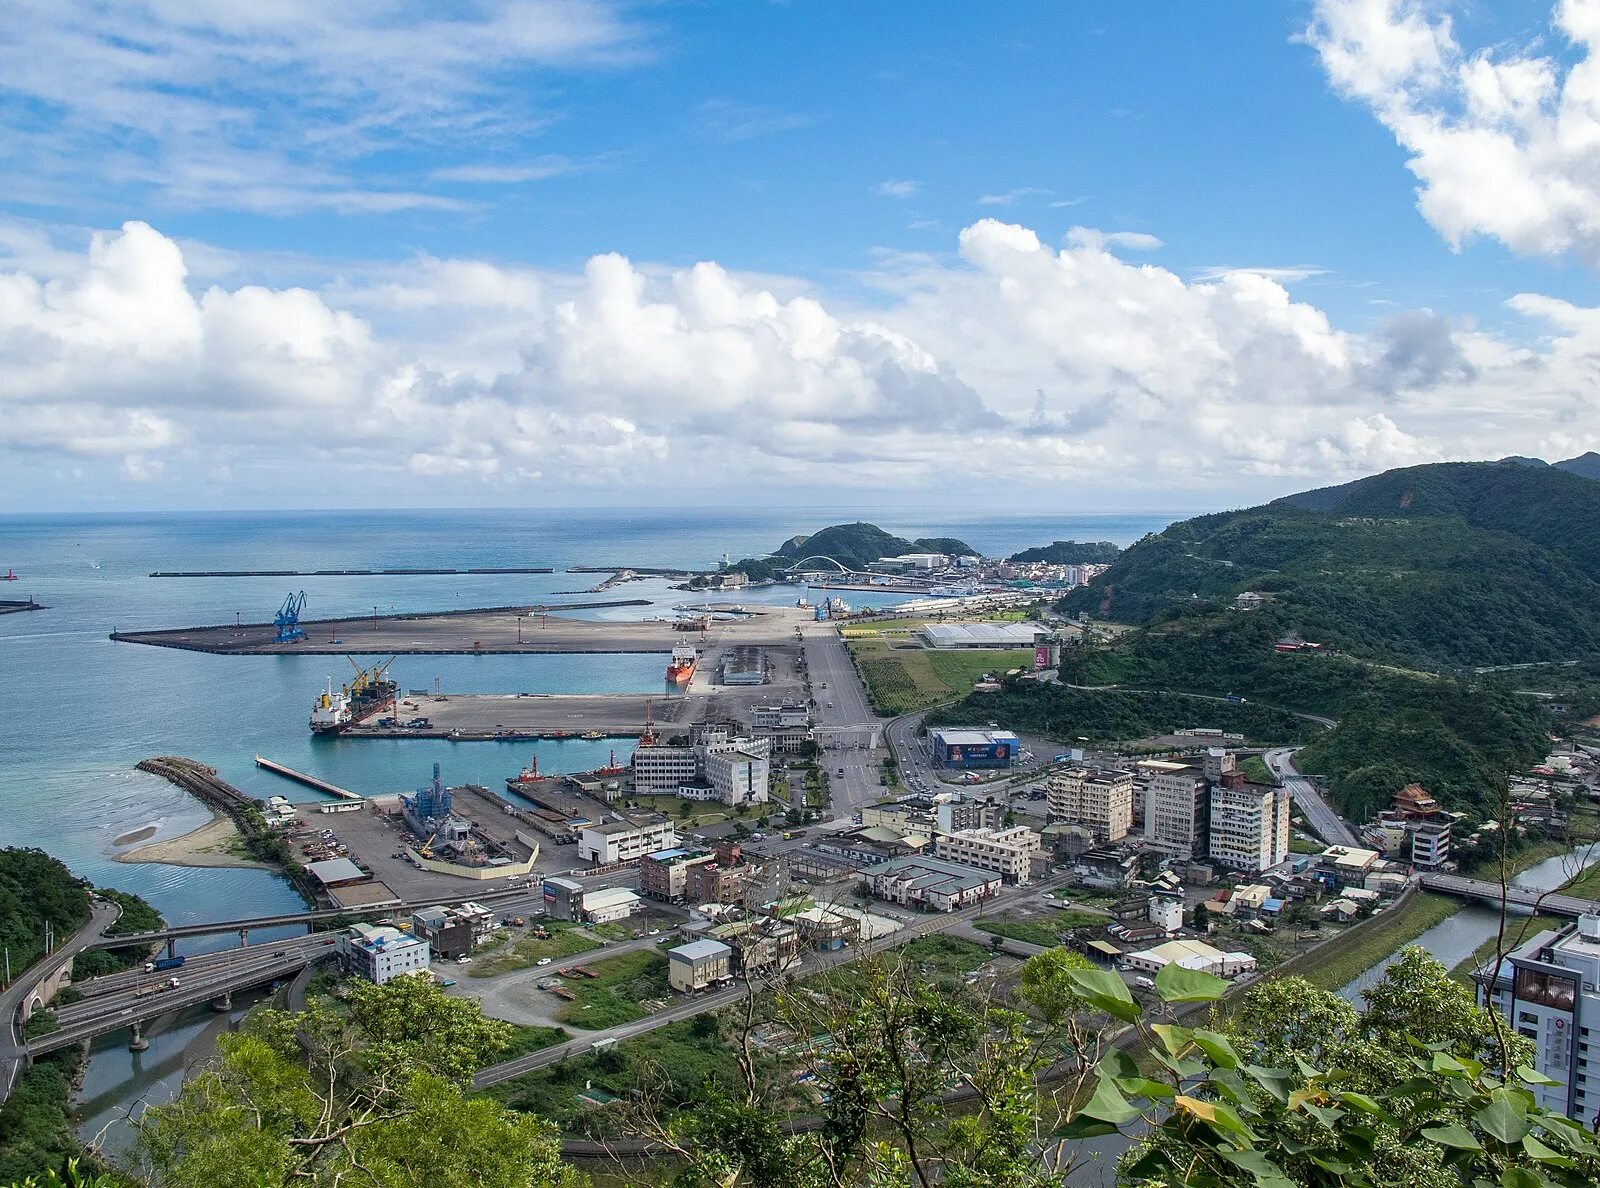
[
  {"x1": 309, "y1": 658, "x2": 397, "y2": 734},
  {"x1": 666, "y1": 645, "x2": 697, "y2": 685}
]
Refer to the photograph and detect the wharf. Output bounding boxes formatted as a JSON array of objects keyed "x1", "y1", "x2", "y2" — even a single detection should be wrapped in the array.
[
  {"x1": 111, "y1": 602, "x2": 806, "y2": 657},
  {"x1": 0, "y1": 598, "x2": 43, "y2": 615},
  {"x1": 345, "y1": 692, "x2": 688, "y2": 740},
  {"x1": 254, "y1": 756, "x2": 361, "y2": 800},
  {"x1": 150, "y1": 567, "x2": 555, "y2": 577}
]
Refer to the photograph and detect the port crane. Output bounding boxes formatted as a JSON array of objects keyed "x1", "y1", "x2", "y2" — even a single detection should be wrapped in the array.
[{"x1": 274, "y1": 591, "x2": 307, "y2": 642}]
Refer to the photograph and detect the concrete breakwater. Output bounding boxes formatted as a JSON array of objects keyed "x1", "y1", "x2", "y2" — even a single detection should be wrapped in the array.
[{"x1": 150, "y1": 567, "x2": 556, "y2": 577}]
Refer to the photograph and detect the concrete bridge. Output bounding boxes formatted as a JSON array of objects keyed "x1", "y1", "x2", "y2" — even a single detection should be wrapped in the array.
[{"x1": 1421, "y1": 872, "x2": 1600, "y2": 919}]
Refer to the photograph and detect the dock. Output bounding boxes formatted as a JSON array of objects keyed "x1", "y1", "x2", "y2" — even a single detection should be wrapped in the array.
[
  {"x1": 254, "y1": 756, "x2": 361, "y2": 801},
  {"x1": 0, "y1": 598, "x2": 43, "y2": 615}
]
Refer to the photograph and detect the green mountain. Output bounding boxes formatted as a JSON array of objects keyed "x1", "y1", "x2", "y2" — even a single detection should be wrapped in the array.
[
  {"x1": 1557, "y1": 450, "x2": 1600, "y2": 480},
  {"x1": 773, "y1": 522, "x2": 975, "y2": 570},
  {"x1": 1007, "y1": 540, "x2": 1122, "y2": 565}
]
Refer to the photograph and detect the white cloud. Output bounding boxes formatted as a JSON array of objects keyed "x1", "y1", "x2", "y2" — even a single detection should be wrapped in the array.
[
  {"x1": 977, "y1": 187, "x2": 1052, "y2": 206},
  {"x1": 0, "y1": 1, "x2": 646, "y2": 213},
  {"x1": 875, "y1": 179, "x2": 921, "y2": 198},
  {"x1": 1192, "y1": 265, "x2": 1328, "y2": 283},
  {"x1": 1307, "y1": 0, "x2": 1600, "y2": 260},
  {"x1": 1065, "y1": 227, "x2": 1164, "y2": 252},
  {"x1": 695, "y1": 99, "x2": 815, "y2": 142},
  {"x1": 3, "y1": 217, "x2": 1598, "y2": 500},
  {"x1": 430, "y1": 156, "x2": 594, "y2": 184}
]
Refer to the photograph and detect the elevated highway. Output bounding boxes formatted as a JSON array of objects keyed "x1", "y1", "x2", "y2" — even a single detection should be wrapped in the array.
[{"x1": 1421, "y1": 872, "x2": 1600, "y2": 919}]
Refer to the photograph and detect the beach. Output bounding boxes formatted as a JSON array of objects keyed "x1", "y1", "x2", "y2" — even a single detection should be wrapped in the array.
[{"x1": 113, "y1": 809, "x2": 271, "y2": 870}]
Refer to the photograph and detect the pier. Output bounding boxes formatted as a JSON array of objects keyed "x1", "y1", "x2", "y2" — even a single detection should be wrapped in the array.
[
  {"x1": 0, "y1": 598, "x2": 42, "y2": 615},
  {"x1": 254, "y1": 756, "x2": 361, "y2": 800}
]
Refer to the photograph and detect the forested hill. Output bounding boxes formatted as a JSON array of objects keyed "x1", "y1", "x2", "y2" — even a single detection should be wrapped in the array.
[
  {"x1": 1008, "y1": 540, "x2": 1121, "y2": 564},
  {"x1": 1060, "y1": 461, "x2": 1600, "y2": 670},
  {"x1": 772, "y1": 523, "x2": 975, "y2": 570}
]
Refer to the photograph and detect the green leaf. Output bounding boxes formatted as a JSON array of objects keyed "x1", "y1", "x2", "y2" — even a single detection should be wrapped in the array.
[
  {"x1": 1098, "y1": 1047, "x2": 1139, "y2": 1081},
  {"x1": 1221, "y1": 1148, "x2": 1294, "y2": 1188},
  {"x1": 1338, "y1": 1091, "x2": 1383, "y2": 1114},
  {"x1": 1054, "y1": 1116, "x2": 1117, "y2": 1140},
  {"x1": 1520, "y1": 1134, "x2": 1574, "y2": 1168},
  {"x1": 1515, "y1": 1064, "x2": 1561, "y2": 1087},
  {"x1": 1112, "y1": 1075, "x2": 1177, "y2": 1100},
  {"x1": 1150, "y1": 1023, "x2": 1192, "y2": 1057},
  {"x1": 1499, "y1": 1167, "x2": 1544, "y2": 1188},
  {"x1": 1078, "y1": 1074, "x2": 1143, "y2": 1125},
  {"x1": 1191, "y1": 1028, "x2": 1242, "y2": 1070},
  {"x1": 1060, "y1": 966, "x2": 1142, "y2": 1022},
  {"x1": 1155, "y1": 962, "x2": 1228, "y2": 1004},
  {"x1": 1421, "y1": 1123, "x2": 1483, "y2": 1151},
  {"x1": 1476, "y1": 1091, "x2": 1532, "y2": 1145}
]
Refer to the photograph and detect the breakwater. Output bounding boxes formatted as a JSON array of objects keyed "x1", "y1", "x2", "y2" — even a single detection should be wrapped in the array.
[{"x1": 150, "y1": 567, "x2": 555, "y2": 577}]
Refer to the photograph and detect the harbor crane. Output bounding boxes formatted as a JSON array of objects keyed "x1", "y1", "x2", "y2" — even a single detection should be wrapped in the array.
[{"x1": 274, "y1": 591, "x2": 307, "y2": 643}]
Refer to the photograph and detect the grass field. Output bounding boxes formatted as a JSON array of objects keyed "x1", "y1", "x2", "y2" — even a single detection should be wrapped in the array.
[
  {"x1": 1238, "y1": 755, "x2": 1275, "y2": 785},
  {"x1": 1285, "y1": 891, "x2": 1462, "y2": 994},
  {"x1": 468, "y1": 923, "x2": 596, "y2": 979},
  {"x1": 847, "y1": 638, "x2": 1035, "y2": 715},
  {"x1": 495, "y1": 1024, "x2": 569, "y2": 1063},
  {"x1": 624, "y1": 794, "x2": 761, "y2": 826},
  {"x1": 556, "y1": 949, "x2": 672, "y2": 1029}
]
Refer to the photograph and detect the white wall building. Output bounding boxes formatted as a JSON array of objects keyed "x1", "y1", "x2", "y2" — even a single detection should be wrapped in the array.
[
  {"x1": 1045, "y1": 766, "x2": 1133, "y2": 842},
  {"x1": 337, "y1": 924, "x2": 431, "y2": 984},
  {"x1": 1140, "y1": 760, "x2": 1209, "y2": 857},
  {"x1": 632, "y1": 735, "x2": 770, "y2": 806},
  {"x1": 579, "y1": 819, "x2": 680, "y2": 866},
  {"x1": 932, "y1": 826, "x2": 1043, "y2": 885},
  {"x1": 1207, "y1": 777, "x2": 1291, "y2": 873}
]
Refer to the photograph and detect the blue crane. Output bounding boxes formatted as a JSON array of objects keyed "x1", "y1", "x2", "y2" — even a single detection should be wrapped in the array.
[{"x1": 274, "y1": 591, "x2": 307, "y2": 643}]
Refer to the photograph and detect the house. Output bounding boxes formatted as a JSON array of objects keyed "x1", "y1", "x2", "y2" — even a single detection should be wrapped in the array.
[
  {"x1": 667, "y1": 939, "x2": 734, "y2": 992},
  {"x1": 1123, "y1": 939, "x2": 1257, "y2": 978},
  {"x1": 863, "y1": 855, "x2": 1001, "y2": 913}
]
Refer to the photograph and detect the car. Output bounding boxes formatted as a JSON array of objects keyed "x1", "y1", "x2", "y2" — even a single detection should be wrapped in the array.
[
  {"x1": 535, "y1": 957, "x2": 552, "y2": 966},
  {"x1": 456, "y1": 956, "x2": 473, "y2": 965},
  {"x1": 1134, "y1": 975, "x2": 1155, "y2": 989}
]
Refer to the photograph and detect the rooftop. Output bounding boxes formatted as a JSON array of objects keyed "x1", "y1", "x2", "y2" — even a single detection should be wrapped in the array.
[
  {"x1": 306, "y1": 857, "x2": 367, "y2": 885},
  {"x1": 669, "y1": 939, "x2": 734, "y2": 962}
]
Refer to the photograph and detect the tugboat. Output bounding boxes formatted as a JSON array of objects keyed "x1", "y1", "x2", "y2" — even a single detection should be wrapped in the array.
[{"x1": 666, "y1": 645, "x2": 697, "y2": 685}]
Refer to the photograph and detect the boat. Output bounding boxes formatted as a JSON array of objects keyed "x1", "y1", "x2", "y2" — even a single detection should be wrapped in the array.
[
  {"x1": 310, "y1": 679, "x2": 351, "y2": 734},
  {"x1": 581, "y1": 730, "x2": 605, "y2": 740},
  {"x1": 666, "y1": 645, "x2": 697, "y2": 685}
]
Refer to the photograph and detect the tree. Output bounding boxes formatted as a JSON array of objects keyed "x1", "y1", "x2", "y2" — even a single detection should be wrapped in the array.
[
  {"x1": 130, "y1": 978, "x2": 583, "y2": 1188},
  {"x1": 1191, "y1": 902, "x2": 1210, "y2": 933}
]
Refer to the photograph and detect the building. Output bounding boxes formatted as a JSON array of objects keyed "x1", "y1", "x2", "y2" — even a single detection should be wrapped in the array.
[
  {"x1": 579, "y1": 819, "x2": 679, "y2": 866},
  {"x1": 541, "y1": 876, "x2": 586, "y2": 921},
  {"x1": 864, "y1": 854, "x2": 1001, "y2": 912},
  {"x1": 639, "y1": 847, "x2": 717, "y2": 902},
  {"x1": 305, "y1": 857, "x2": 370, "y2": 889},
  {"x1": 1316, "y1": 845, "x2": 1381, "y2": 887},
  {"x1": 581, "y1": 886, "x2": 643, "y2": 924},
  {"x1": 1045, "y1": 766, "x2": 1133, "y2": 842},
  {"x1": 1149, "y1": 896, "x2": 1184, "y2": 933},
  {"x1": 337, "y1": 924, "x2": 430, "y2": 984},
  {"x1": 632, "y1": 733, "x2": 771, "y2": 805},
  {"x1": 930, "y1": 728, "x2": 1020, "y2": 770},
  {"x1": 702, "y1": 747, "x2": 770, "y2": 806},
  {"x1": 1123, "y1": 938, "x2": 1258, "y2": 979},
  {"x1": 1368, "y1": 783, "x2": 1454, "y2": 869},
  {"x1": 920, "y1": 622, "x2": 1044, "y2": 649},
  {"x1": 1476, "y1": 915, "x2": 1600, "y2": 1120},
  {"x1": 933, "y1": 826, "x2": 1043, "y2": 884},
  {"x1": 749, "y1": 702, "x2": 812, "y2": 753},
  {"x1": 667, "y1": 939, "x2": 734, "y2": 992},
  {"x1": 1140, "y1": 760, "x2": 1210, "y2": 857},
  {"x1": 630, "y1": 746, "x2": 700, "y2": 793},
  {"x1": 708, "y1": 919, "x2": 799, "y2": 974},
  {"x1": 936, "y1": 796, "x2": 1005, "y2": 833},
  {"x1": 409, "y1": 903, "x2": 494, "y2": 959},
  {"x1": 720, "y1": 647, "x2": 766, "y2": 685},
  {"x1": 1207, "y1": 773, "x2": 1291, "y2": 873}
]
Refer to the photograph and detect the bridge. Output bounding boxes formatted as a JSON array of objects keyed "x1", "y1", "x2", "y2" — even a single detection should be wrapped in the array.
[
  {"x1": 1421, "y1": 872, "x2": 1600, "y2": 919},
  {"x1": 85, "y1": 885, "x2": 541, "y2": 956}
]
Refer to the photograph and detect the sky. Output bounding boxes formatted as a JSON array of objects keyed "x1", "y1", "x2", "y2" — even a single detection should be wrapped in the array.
[{"x1": 2, "y1": 0, "x2": 1599, "y2": 514}]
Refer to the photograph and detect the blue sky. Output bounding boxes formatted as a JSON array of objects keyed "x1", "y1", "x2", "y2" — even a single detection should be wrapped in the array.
[{"x1": 1, "y1": 0, "x2": 1597, "y2": 512}]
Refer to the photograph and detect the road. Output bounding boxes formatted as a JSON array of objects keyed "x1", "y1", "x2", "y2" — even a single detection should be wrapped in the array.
[
  {"x1": 1, "y1": 899, "x2": 122, "y2": 1102},
  {"x1": 799, "y1": 622, "x2": 886, "y2": 813},
  {"x1": 1421, "y1": 872, "x2": 1600, "y2": 919},
  {"x1": 471, "y1": 878, "x2": 1063, "y2": 1088},
  {"x1": 1264, "y1": 747, "x2": 1359, "y2": 848}
]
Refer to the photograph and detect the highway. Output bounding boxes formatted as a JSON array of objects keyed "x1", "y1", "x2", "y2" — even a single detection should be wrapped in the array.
[
  {"x1": 1264, "y1": 746, "x2": 1360, "y2": 849},
  {"x1": 0, "y1": 900, "x2": 121, "y2": 1103},
  {"x1": 799, "y1": 621, "x2": 886, "y2": 813}
]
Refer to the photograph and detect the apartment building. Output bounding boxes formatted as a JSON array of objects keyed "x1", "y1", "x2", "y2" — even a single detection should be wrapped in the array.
[
  {"x1": 1207, "y1": 773, "x2": 1291, "y2": 873},
  {"x1": 933, "y1": 825, "x2": 1043, "y2": 885},
  {"x1": 639, "y1": 847, "x2": 716, "y2": 902},
  {"x1": 631, "y1": 733, "x2": 771, "y2": 805},
  {"x1": 1045, "y1": 765, "x2": 1133, "y2": 842},
  {"x1": 1139, "y1": 760, "x2": 1210, "y2": 857},
  {"x1": 337, "y1": 924, "x2": 430, "y2": 985},
  {"x1": 667, "y1": 939, "x2": 735, "y2": 993},
  {"x1": 579, "y1": 819, "x2": 679, "y2": 866},
  {"x1": 1477, "y1": 915, "x2": 1600, "y2": 1120}
]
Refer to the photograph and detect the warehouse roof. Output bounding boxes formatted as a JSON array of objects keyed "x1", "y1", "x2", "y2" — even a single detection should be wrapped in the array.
[
  {"x1": 921, "y1": 622, "x2": 1043, "y2": 648},
  {"x1": 583, "y1": 887, "x2": 642, "y2": 911},
  {"x1": 306, "y1": 857, "x2": 367, "y2": 886}
]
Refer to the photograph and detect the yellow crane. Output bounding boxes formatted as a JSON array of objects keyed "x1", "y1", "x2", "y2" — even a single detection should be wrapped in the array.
[{"x1": 418, "y1": 830, "x2": 438, "y2": 860}]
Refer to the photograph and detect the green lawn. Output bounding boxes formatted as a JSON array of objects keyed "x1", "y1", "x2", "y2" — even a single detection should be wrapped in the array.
[
  {"x1": 468, "y1": 923, "x2": 596, "y2": 979},
  {"x1": 1277, "y1": 892, "x2": 1462, "y2": 995},
  {"x1": 494, "y1": 1025, "x2": 569, "y2": 1063},
  {"x1": 847, "y1": 637, "x2": 1035, "y2": 715},
  {"x1": 973, "y1": 918, "x2": 1061, "y2": 949},
  {"x1": 1238, "y1": 755, "x2": 1275, "y2": 785},
  {"x1": 898, "y1": 935, "x2": 995, "y2": 977},
  {"x1": 555, "y1": 950, "x2": 672, "y2": 1030}
]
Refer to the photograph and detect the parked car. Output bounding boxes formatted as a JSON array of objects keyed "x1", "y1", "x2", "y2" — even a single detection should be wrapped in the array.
[{"x1": 535, "y1": 957, "x2": 552, "y2": 966}]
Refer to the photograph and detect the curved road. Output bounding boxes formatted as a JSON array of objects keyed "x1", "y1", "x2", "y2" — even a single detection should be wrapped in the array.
[{"x1": 1264, "y1": 746, "x2": 1359, "y2": 848}]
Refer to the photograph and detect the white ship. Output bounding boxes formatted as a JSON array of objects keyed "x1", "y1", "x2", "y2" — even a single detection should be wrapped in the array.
[{"x1": 310, "y1": 678, "x2": 351, "y2": 734}]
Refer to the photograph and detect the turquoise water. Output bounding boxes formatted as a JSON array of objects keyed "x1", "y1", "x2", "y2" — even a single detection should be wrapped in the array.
[{"x1": 1, "y1": 507, "x2": 1174, "y2": 930}]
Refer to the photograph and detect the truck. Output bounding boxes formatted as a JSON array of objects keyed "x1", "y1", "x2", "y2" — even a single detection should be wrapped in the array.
[
  {"x1": 1226, "y1": 693, "x2": 1246, "y2": 705},
  {"x1": 144, "y1": 955, "x2": 185, "y2": 973}
]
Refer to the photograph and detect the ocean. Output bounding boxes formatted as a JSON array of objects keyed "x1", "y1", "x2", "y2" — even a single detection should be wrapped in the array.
[{"x1": 0, "y1": 505, "x2": 1173, "y2": 1139}]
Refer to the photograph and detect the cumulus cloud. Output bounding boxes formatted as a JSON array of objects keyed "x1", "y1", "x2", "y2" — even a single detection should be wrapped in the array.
[
  {"x1": 1307, "y1": 0, "x2": 1600, "y2": 260},
  {"x1": 3, "y1": 218, "x2": 1598, "y2": 499}
]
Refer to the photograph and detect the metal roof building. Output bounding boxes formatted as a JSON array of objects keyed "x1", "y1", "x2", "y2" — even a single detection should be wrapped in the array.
[{"x1": 920, "y1": 622, "x2": 1044, "y2": 649}]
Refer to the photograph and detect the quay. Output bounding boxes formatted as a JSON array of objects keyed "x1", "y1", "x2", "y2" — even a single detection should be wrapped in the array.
[
  {"x1": 0, "y1": 598, "x2": 42, "y2": 615},
  {"x1": 150, "y1": 567, "x2": 556, "y2": 577},
  {"x1": 254, "y1": 755, "x2": 361, "y2": 800}
]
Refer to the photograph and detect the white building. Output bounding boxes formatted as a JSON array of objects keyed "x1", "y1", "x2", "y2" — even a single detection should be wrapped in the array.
[
  {"x1": 1045, "y1": 766, "x2": 1133, "y2": 842},
  {"x1": 581, "y1": 886, "x2": 642, "y2": 924},
  {"x1": 1124, "y1": 939, "x2": 1257, "y2": 979},
  {"x1": 1149, "y1": 896, "x2": 1184, "y2": 933},
  {"x1": 932, "y1": 826, "x2": 1043, "y2": 885},
  {"x1": 1139, "y1": 760, "x2": 1209, "y2": 857},
  {"x1": 703, "y1": 747, "x2": 771, "y2": 806},
  {"x1": 632, "y1": 734, "x2": 771, "y2": 806},
  {"x1": 631, "y1": 746, "x2": 699, "y2": 793},
  {"x1": 1478, "y1": 914, "x2": 1600, "y2": 1120},
  {"x1": 579, "y1": 819, "x2": 680, "y2": 866},
  {"x1": 337, "y1": 924, "x2": 430, "y2": 984},
  {"x1": 1207, "y1": 776, "x2": 1291, "y2": 873},
  {"x1": 865, "y1": 855, "x2": 1001, "y2": 912}
]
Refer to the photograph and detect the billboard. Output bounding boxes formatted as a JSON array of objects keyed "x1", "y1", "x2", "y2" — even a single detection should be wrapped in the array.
[{"x1": 1034, "y1": 644, "x2": 1050, "y2": 671}]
